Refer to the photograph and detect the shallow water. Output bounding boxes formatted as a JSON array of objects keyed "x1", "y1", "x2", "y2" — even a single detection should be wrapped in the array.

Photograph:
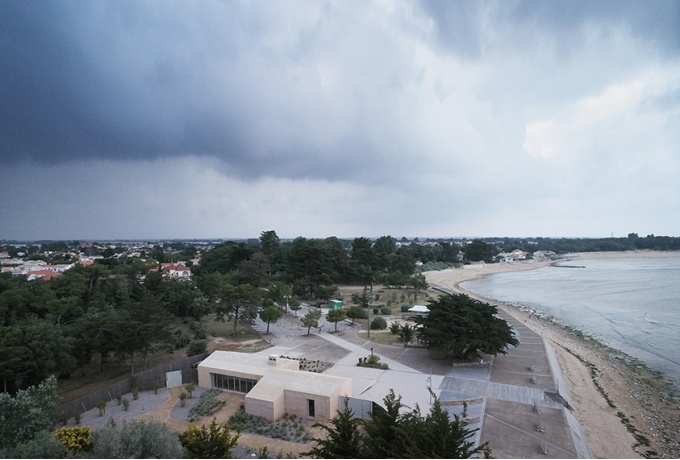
[{"x1": 461, "y1": 257, "x2": 680, "y2": 390}]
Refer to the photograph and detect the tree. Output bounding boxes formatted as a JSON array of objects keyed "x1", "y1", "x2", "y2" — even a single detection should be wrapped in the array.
[
  {"x1": 259, "y1": 306, "x2": 283, "y2": 334},
  {"x1": 289, "y1": 300, "x2": 302, "y2": 317},
  {"x1": 123, "y1": 288, "x2": 172, "y2": 373},
  {"x1": 346, "y1": 306, "x2": 367, "y2": 324},
  {"x1": 314, "y1": 284, "x2": 338, "y2": 303},
  {"x1": 305, "y1": 398, "x2": 364, "y2": 459},
  {"x1": 463, "y1": 239, "x2": 498, "y2": 263},
  {"x1": 326, "y1": 308, "x2": 347, "y2": 332},
  {"x1": 350, "y1": 237, "x2": 378, "y2": 285},
  {"x1": 408, "y1": 395, "x2": 490, "y2": 459},
  {"x1": 0, "y1": 375, "x2": 59, "y2": 450},
  {"x1": 415, "y1": 294, "x2": 519, "y2": 360},
  {"x1": 235, "y1": 253, "x2": 270, "y2": 287},
  {"x1": 0, "y1": 320, "x2": 76, "y2": 388},
  {"x1": 217, "y1": 283, "x2": 261, "y2": 336},
  {"x1": 301, "y1": 307, "x2": 322, "y2": 335},
  {"x1": 259, "y1": 230, "x2": 280, "y2": 277},
  {"x1": 407, "y1": 273, "x2": 428, "y2": 291},
  {"x1": 361, "y1": 390, "x2": 413, "y2": 458},
  {"x1": 73, "y1": 306, "x2": 121, "y2": 372},
  {"x1": 157, "y1": 278, "x2": 198, "y2": 318},
  {"x1": 179, "y1": 418, "x2": 240, "y2": 459},
  {"x1": 91, "y1": 419, "x2": 184, "y2": 459},
  {"x1": 398, "y1": 323, "x2": 416, "y2": 344},
  {"x1": 308, "y1": 389, "x2": 490, "y2": 459}
]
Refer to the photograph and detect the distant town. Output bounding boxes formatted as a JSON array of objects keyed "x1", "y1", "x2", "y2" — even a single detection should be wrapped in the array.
[{"x1": 2, "y1": 233, "x2": 679, "y2": 282}]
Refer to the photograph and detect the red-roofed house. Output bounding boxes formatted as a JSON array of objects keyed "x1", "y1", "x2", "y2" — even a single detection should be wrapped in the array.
[{"x1": 159, "y1": 262, "x2": 192, "y2": 279}]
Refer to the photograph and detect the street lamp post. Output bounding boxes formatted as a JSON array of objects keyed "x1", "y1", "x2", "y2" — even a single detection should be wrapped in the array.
[{"x1": 365, "y1": 286, "x2": 372, "y2": 338}]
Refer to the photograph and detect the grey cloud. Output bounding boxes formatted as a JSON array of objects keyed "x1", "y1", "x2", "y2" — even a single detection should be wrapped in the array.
[
  {"x1": 419, "y1": 0, "x2": 680, "y2": 58},
  {"x1": 0, "y1": 0, "x2": 427, "y2": 186}
]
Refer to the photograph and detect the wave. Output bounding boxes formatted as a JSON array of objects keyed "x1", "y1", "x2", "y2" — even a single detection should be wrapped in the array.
[{"x1": 644, "y1": 311, "x2": 661, "y2": 324}]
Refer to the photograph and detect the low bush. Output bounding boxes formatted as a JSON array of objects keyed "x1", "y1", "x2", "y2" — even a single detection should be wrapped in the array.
[
  {"x1": 54, "y1": 426, "x2": 92, "y2": 455},
  {"x1": 189, "y1": 388, "x2": 222, "y2": 419},
  {"x1": 389, "y1": 321, "x2": 401, "y2": 334},
  {"x1": 228, "y1": 409, "x2": 310, "y2": 443},
  {"x1": 172, "y1": 329, "x2": 191, "y2": 349},
  {"x1": 187, "y1": 340, "x2": 207, "y2": 356},
  {"x1": 370, "y1": 317, "x2": 387, "y2": 330},
  {"x1": 380, "y1": 307, "x2": 392, "y2": 315},
  {"x1": 190, "y1": 321, "x2": 206, "y2": 339}
]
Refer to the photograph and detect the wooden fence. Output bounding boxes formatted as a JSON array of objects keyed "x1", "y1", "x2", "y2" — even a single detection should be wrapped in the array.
[{"x1": 58, "y1": 353, "x2": 207, "y2": 420}]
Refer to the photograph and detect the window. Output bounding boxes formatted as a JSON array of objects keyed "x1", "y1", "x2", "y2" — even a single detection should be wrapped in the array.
[
  {"x1": 210, "y1": 373, "x2": 257, "y2": 394},
  {"x1": 308, "y1": 399, "x2": 315, "y2": 418}
]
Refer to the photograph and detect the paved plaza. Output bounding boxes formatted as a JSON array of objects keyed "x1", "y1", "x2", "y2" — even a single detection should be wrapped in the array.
[{"x1": 252, "y1": 301, "x2": 591, "y2": 458}]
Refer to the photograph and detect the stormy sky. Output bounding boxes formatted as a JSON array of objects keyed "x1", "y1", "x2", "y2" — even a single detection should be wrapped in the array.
[{"x1": 1, "y1": 0, "x2": 679, "y2": 241}]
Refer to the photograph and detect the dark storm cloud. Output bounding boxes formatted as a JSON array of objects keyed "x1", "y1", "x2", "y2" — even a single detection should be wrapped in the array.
[
  {"x1": 0, "y1": 1, "x2": 416, "y2": 184},
  {"x1": 1, "y1": 2, "x2": 250, "y2": 164}
]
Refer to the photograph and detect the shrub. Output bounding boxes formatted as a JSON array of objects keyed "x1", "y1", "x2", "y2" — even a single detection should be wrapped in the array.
[
  {"x1": 380, "y1": 307, "x2": 392, "y2": 315},
  {"x1": 370, "y1": 317, "x2": 387, "y2": 330},
  {"x1": 122, "y1": 397, "x2": 130, "y2": 411},
  {"x1": 346, "y1": 306, "x2": 368, "y2": 324},
  {"x1": 185, "y1": 382, "x2": 196, "y2": 398},
  {"x1": 187, "y1": 340, "x2": 207, "y2": 357},
  {"x1": 189, "y1": 388, "x2": 222, "y2": 419},
  {"x1": 389, "y1": 321, "x2": 401, "y2": 334},
  {"x1": 132, "y1": 387, "x2": 139, "y2": 400},
  {"x1": 401, "y1": 305, "x2": 410, "y2": 312},
  {"x1": 54, "y1": 426, "x2": 92, "y2": 454},
  {"x1": 0, "y1": 376, "x2": 60, "y2": 449},
  {"x1": 172, "y1": 329, "x2": 191, "y2": 349},
  {"x1": 0, "y1": 430, "x2": 68, "y2": 458},
  {"x1": 190, "y1": 321, "x2": 206, "y2": 339},
  {"x1": 96, "y1": 400, "x2": 107, "y2": 416},
  {"x1": 372, "y1": 308, "x2": 379, "y2": 315},
  {"x1": 92, "y1": 419, "x2": 183, "y2": 459}
]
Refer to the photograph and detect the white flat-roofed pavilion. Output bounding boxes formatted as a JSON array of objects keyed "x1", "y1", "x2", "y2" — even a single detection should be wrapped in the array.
[{"x1": 197, "y1": 351, "x2": 352, "y2": 422}]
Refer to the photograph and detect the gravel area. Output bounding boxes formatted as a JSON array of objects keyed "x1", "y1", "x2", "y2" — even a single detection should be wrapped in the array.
[{"x1": 61, "y1": 387, "x2": 210, "y2": 432}]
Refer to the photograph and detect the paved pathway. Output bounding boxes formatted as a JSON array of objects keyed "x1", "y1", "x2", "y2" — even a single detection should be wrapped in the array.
[{"x1": 252, "y1": 300, "x2": 591, "y2": 458}]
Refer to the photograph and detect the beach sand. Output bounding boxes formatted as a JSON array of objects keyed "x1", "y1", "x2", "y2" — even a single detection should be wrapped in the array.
[{"x1": 425, "y1": 250, "x2": 680, "y2": 459}]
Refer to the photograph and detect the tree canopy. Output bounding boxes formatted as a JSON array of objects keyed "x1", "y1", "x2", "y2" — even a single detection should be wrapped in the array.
[
  {"x1": 259, "y1": 305, "x2": 283, "y2": 334},
  {"x1": 301, "y1": 307, "x2": 322, "y2": 335},
  {"x1": 305, "y1": 391, "x2": 490, "y2": 459},
  {"x1": 414, "y1": 294, "x2": 519, "y2": 360}
]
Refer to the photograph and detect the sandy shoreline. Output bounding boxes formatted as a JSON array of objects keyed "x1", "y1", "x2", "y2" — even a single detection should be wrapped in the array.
[{"x1": 424, "y1": 250, "x2": 680, "y2": 459}]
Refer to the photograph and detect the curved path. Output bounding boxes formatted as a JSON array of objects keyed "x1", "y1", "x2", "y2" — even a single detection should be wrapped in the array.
[{"x1": 252, "y1": 297, "x2": 590, "y2": 458}]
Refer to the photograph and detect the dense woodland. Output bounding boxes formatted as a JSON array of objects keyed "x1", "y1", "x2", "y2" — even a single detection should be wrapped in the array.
[
  {"x1": 2, "y1": 231, "x2": 679, "y2": 394},
  {"x1": 0, "y1": 232, "x2": 434, "y2": 394}
]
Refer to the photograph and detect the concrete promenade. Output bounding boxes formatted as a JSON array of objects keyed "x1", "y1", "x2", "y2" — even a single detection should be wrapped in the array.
[{"x1": 252, "y1": 302, "x2": 591, "y2": 458}]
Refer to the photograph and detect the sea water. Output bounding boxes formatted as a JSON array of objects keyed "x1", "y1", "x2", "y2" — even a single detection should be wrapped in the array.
[{"x1": 460, "y1": 257, "x2": 680, "y2": 390}]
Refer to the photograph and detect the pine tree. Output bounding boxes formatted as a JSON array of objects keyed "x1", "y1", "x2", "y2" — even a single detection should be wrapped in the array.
[{"x1": 305, "y1": 398, "x2": 364, "y2": 458}]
